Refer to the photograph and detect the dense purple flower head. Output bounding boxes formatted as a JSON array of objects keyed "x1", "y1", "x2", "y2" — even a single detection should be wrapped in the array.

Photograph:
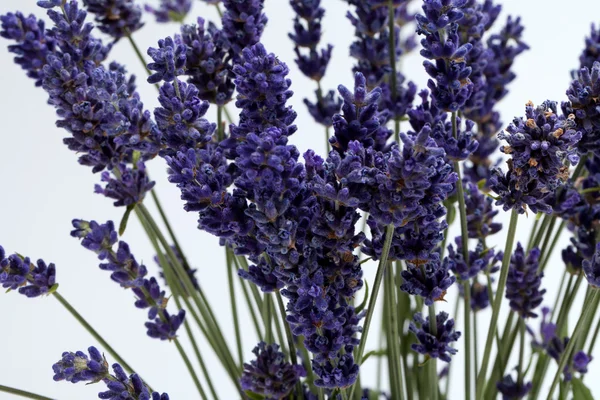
[
  {"x1": 470, "y1": 280, "x2": 490, "y2": 311},
  {"x1": 154, "y1": 80, "x2": 216, "y2": 156},
  {"x1": 228, "y1": 43, "x2": 297, "y2": 142},
  {"x1": 563, "y1": 62, "x2": 600, "y2": 156},
  {"x1": 81, "y1": 0, "x2": 144, "y2": 39},
  {"x1": 499, "y1": 101, "x2": 580, "y2": 187},
  {"x1": 496, "y1": 373, "x2": 532, "y2": 400},
  {"x1": 381, "y1": 72, "x2": 418, "y2": 121},
  {"x1": 401, "y1": 254, "x2": 455, "y2": 306},
  {"x1": 445, "y1": 237, "x2": 500, "y2": 281},
  {"x1": 505, "y1": 243, "x2": 545, "y2": 318},
  {"x1": 145, "y1": 0, "x2": 192, "y2": 23},
  {"x1": 409, "y1": 311, "x2": 461, "y2": 362},
  {"x1": 304, "y1": 89, "x2": 342, "y2": 127},
  {"x1": 491, "y1": 101, "x2": 582, "y2": 214},
  {"x1": 330, "y1": 73, "x2": 385, "y2": 153},
  {"x1": 221, "y1": 0, "x2": 267, "y2": 57},
  {"x1": 583, "y1": 243, "x2": 600, "y2": 287},
  {"x1": 71, "y1": 220, "x2": 118, "y2": 259},
  {"x1": 289, "y1": 0, "x2": 332, "y2": 82},
  {"x1": 179, "y1": 18, "x2": 234, "y2": 105},
  {"x1": 241, "y1": 342, "x2": 305, "y2": 399},
  {"x1": 373, "y1": 128, "x2": 456, "y2": 226},
  {"x1": 463, "y1": 181, "x2": 502, "y2": 238},
  {"x1": 346, "y1": 0, "x2": 393, "y2": 89},
  {"x1": 579, "y1": 24, "x2": 600, "y2": 70},
  {"x1": 100, "y1": 364, "x2": 160, "y2": 400},
  {"x1": 0, "y1": 247, "x2": 57, "y2": 298},
  {"x1": 312, "y1": 353, "x2": 359, "y2": 389},
  {"x1": 147, "y1": 36, "x2": 187, "y2": 84},
  {"x1": 95, "y1": 162, "x2": 155, "y2": 207},
  {"x1": 431, "y1": 116, "x2": 479, "y2": 161},
  {"x1": 0, "y1": 12, "x2": 55, "y2": 87},
  {"x1": 52, "y1": 346, "x2": 108, "y2": 384}
]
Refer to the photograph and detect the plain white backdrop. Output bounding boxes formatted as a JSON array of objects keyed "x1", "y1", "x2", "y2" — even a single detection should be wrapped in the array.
[{"x1": 1, "y1": 0, "x2": 599, "y2": 398}]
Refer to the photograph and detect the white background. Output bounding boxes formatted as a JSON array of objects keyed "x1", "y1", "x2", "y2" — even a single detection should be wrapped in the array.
[{"x1": 0, "y1": 0, "x2": 598, "y2": 399}]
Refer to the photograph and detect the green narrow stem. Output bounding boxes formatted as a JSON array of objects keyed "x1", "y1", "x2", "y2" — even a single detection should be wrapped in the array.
[
  {"x1": 539, "y1": 220, "x2": 566, "y2": 272},
  {"x1": 349, "y1": 224, "x2": 396, "y2": 399},
  {"x1": 538, "y1": 216, "x2": 556, "y2": 260},
  {"x1": 52, "y1": 292, "x2": 143, "y2": 384},
  {"x1": 530, "y1": 215, "x2": 551, "y2": 251},
  {"x1": 276, "y1": 293, "x2": 299, "y2": 367},
  {"x1": 546, "y1": 290, "x2": 600, "y2": 400},
  {"x1": 264, "y1": 292, "x2": 273, "y2": 343},
  {"x1": 174, "y1": 339, "x2": 208, "y2": 400},
  {"x1": 241, "y1": 274, "x2": 264, "y2": 340},
  {"x1": 386, "y1": 264, "x2": 405, "y2": 400},
  {"x1": 526, "y1": 218, "x2": 540, "y2": 250},
  {"x1": 429, "y1": 304, "x2": 439, "y2": 400},
  {"x1": 0, "y1": 385, "x2": 53, "y2": 400},
  {"x1": 138, "y1": 210, "x2": 218, "y2": 399},
  {"x1": 452, "y1": 109, "x2": 471, "y2": 400},
  {"x1": 138, "y1": 206, "x2": 241, "y2": 387},
  {"x1": 476, "y1": 209, "x2": 519, "y2": 400},
  {"x1": 217, "y1": 106, "x2": 224, "y2": 141},
  {"x1": 215, "y1": 4, "x2": 224, "y2": 18},
  {"x1": 126, "y1": 32, "x2": 150, "y2": 74},
  {"x1": 387, "y1": 0, "x2": 400, "y2": 144},
  {"x1": 444, "y1": 294, "x2": 461, "y2": 399},
  {"x1": 587, "y1": 312, "x2": 600, "y2": 355},
  {"x1": 226, "y1": 248, "x2": 244, "y2": 369},
  {"x1": 316, "y1": 81, "x2": 331, "y2": 153},
  {"x1": 517, "y1": 319, "x2": 526, "y2": 386}
]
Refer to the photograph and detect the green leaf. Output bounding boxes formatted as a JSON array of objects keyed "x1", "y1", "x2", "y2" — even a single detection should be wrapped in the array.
[
  {"x1": 244, "y1": 391, "x2": 266, "y2": 400},
  {"x1": 5, "y1": 288, "x2": 12, "y2": 294},
  {"x1": 446, "y1": 201, "x2": 456, "y2": 225},
  {"x1": 572, "y1": 378, "x2": 593, "y2": 400},
  {"x1": 361, "y1": 349, "x2": 387, "y2": 365},
  {"x1": 355, "y1": 280, "x2": 369, "y2": 314},
  {"x1": 48, "y1": 283, "x2": 59, "y2": 295},
  {"x1": 477, "y1": 178, "x2": 487, "y2": 190},
  {"x1": 119, "y1": 204, "x2": 136, "y2": 236}
]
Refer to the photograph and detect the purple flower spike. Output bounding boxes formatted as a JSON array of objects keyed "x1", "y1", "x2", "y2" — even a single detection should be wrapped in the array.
[
  {"x1": 0, "y1": 247, "x2": 57, "y2": 298},
  {"x1": 505, "y1": 243, "x2": 545, "y2": 319},
  {"x1": 82, "y1": 0, "x2": 144, "y2": 39},
  {"x1": 241, "y1": 342, "x2": 305, "y2": 399},
  {"x1": 145, "y1": 0, "x2": 192, "y2": 23},
  {"x1": 409, "y1": 311, "x2": 461, "y2": 362}
]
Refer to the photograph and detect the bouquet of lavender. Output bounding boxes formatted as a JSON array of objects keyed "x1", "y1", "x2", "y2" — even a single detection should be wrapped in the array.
[{"x1": 1, "y1": 0, "x2": 599, "y2": 399}]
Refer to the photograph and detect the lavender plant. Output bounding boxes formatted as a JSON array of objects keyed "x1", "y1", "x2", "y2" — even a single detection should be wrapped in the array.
[{"x1": 2, "y1": 0, "x2": 600, "y2": 400}]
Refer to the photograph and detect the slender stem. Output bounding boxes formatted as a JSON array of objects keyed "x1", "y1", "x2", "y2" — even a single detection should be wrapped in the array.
[
  {"x1": 546, "y1": 290, "x2": 600, "y2": 400},
  {"x1": 226, "y1": 248, "x2": 244, "y2": 369},
  {"x1": 526, "y1": 217, "x2": 540, "y2": 250},
  {"x1": 539, "y1": 220, "x2": 566, "y2": 272},
  {"x1": 126, "y1": 32, "x2": 150, "y2": 74},
  {"x1": 276, "y1": 293, "x2": 299, "y2": 366},
  {"x1": 517, "y1": 319, "x2": 525, "y2": 386},
  {"x1": 444, "y1": 294, "x2": 461, "y2": 399},
  {"x1": 217, "y1": 106, "x2": 224, "y2": 141},
  {"x1": 452, "y1": 109, "x2": 472, "y2": 400},
  {"x1": 241, "y1": 273, "x2": 264, "y2": 340},
  {"x1": 387, "y1": 0, "x2": 400, "y2": 144},
  {"x1": 316, "y1": 81, "x2": 331, "y2": 154},
  {"x1": 174, "y1": 339, "x2": 207, "y2": 400},
  {"x1": 385, "y1": 263, "x2": 405, "y2": 400},
  {"x1": 52, "y1": 292, "x2": 143, "y2": 384},
  {"x1": 349, "y1": 224, "x2": 396, "y2": 399},
  {"x1": 429, "y1": 304, "x2": 439, "y2": 400},
  {"x1": 264, "y1": 292, "x2": 273, "y2": 343},
  {"x1": 476, "y1": 209, "x2": 519, "y2": 400},
  {"x1": 215, "y1": 3, "x2": 224, "y2": 19},
  {"x1": 530, "y1": 215, "x2": 551, "y2": 251},
  {"x1": 0, "y1": 385, "x2": 53, "y2": 400},
  {"x1": 138, "y1": 210, "x2": 216, "y2": 399},
  {"x1": 587, "y1": 312, "x2": 600, "y2": 355}
]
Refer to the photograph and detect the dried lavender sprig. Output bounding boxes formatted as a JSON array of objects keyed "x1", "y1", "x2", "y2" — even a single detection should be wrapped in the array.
[{"x1": 52, "y1": 347, "x2": 169, "y2": 399}]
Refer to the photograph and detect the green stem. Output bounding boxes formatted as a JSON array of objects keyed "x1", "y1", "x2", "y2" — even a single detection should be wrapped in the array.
[
  {"x1": 546, "y1": 290, "x2": 600, "y2": 400},
  {"x1": 138, "y1": 209, "x2": 217, "y2": 399},
  {"x1": 539, "y1": 221, "x2": 566, "y2": 272},
  {"x1": 264, "y1": 292, "x2": 273, "y2": 344},
  {"x1": 215, "y1": 3, "x2": 224, "y2": 19},
  {"x1": 174, "y1": 339, "x2": 207, "y2": 400},
  {"x1": 217, "y1": 106, "x2": 224, "y2": 141},
  {"x1": 385, "y1": 263, "x2": 405, "y2": 400},
  {"x1": 530, "y1": 215, "x2": 551, "y2": 251},
  {"x1": 476, "y1": 209, "x2": 519, "y2": 400},
  {"x1": 316, "y1": 81, "x2": 331, "y2": 153},
  {"x1": 443, "y1": 294, "x2": 461, "y2": 399},
  {"x1": 518, "y1": 319, "x2": 525, "y2": 386},
  {"x1": 126, "y1": 32, "x2": 150, "y2": 74},
  {"x1": 52, "y1": 292, "x2": 143, "y2": 384},
  {"x1": 387, "y1": 0, "x2": 400, "y2": 144},
  {"x1": 429, "y1": 304, "x2": 439, "y2": 400},
  {"x1": 526, "y1": 217, "x2": 540, "y2": 250},
  {"x1": 349, "y1": 224, "x2": 396, "y2": 399},
  {"x1": 226, "y1": 248, "x2": 244, "y2": 369},
  {"x1": 587, "y1": 312, "x2": 600, "y2": 355},
  {"x1": 0, "y1": 385, "x2": 53, "y2": 400}
]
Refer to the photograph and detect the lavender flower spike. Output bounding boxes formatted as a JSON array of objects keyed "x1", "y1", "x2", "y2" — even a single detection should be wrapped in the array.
[
  {"x1": 241, "y1": 342, "x2": 305, "y2": 399},
  {"x1": 53, "y1": 347, "x2": 170, "y2": 399},
  {"x1": 82, "y1": 0, "x2": 144, "y2": 39},
  {"x1": 505, "y1": 243, "x2": 545, "y2": 319},
  {"x1": 0, "y1": 246, "x2": 58, "y2": 298},
  {"x1": 409, "y1": 311, "x2": 461, "y2": 362},
  {"x1": 145, "y1": 0, "x2": 192, "y2": 23},
  {"x1": 71, "y1": 220, "x2": 186, "y2": 340}
]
